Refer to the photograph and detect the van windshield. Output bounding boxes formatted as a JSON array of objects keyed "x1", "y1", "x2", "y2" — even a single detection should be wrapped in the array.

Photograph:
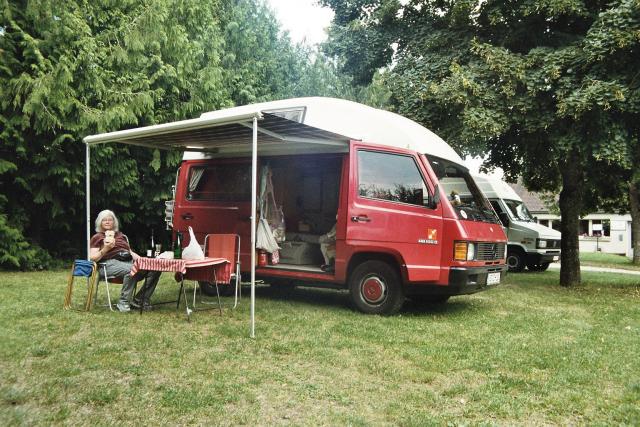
[
  {"x1": 428, "y1": 156, "x2": 500, "y2": 223},
  {"x1": 504, "y1": 199, "x2": 535, "y2": 221}
]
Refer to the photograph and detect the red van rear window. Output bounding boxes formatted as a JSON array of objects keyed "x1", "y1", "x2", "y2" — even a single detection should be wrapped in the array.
[{"x1": 186, "y1": 164, "x2": 251, "y2": 201}]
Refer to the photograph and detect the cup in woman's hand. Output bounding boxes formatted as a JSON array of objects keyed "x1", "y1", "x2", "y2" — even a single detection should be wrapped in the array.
[{"x1": 104, "y1": 230, "x2": 115, "y2": 245}]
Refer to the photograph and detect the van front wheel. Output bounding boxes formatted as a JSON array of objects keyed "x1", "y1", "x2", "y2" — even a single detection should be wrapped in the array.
[
  {"x1": 349, "y1": 260, "x2": 404, "y2": 315},
  {"x1": 506, "y1": 249, "x2": 525, "y2": 272}
]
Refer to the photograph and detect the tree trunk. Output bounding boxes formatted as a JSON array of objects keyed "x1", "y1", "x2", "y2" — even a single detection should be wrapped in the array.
[
  {"x1": 630, "y1": 180, "x2": 640, "y2": 265},
  {"x1": 559, "y1": 155, "x2": 583, "y2": 286}
]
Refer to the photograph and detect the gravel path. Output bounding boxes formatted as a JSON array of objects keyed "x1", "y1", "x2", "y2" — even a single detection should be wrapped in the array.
[{"x1": 547, "y1": 262, "x2": 640, "y2": 276}]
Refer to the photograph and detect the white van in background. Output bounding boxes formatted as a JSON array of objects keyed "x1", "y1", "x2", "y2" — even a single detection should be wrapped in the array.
[{"x1": 474, "y1": 176, "x2": 561, "y2": 272}]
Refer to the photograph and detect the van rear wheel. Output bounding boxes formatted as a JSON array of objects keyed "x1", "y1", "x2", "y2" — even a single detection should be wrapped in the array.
[
  {"x1": 198, "y1": 281, "x2": 234, "y2": 297},
  {"x1": 527, "y1": 262, "x2": 550, "y2": 272},
  {"x1": 349, "y1": 260, "x2": 404, "y2": 315}
]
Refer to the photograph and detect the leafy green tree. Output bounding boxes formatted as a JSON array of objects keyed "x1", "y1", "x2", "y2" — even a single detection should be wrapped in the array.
[
  {"x1": 574, "y1": 0, "x2": 640, "y2": 264},
  {"x1": 0, "y1": 0, "x2": 353, "y2": 269},
  {"x1": 321, "y1": 0, "x2": 640, "y2": 284},
  {"x1": 1, "y1": 0, "x2": 233, "y2": 268}
]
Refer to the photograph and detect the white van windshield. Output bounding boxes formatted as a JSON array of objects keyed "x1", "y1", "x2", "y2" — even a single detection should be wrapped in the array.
[
  {"x1": 504, "y1": 199, "x2": 534, "y2": 221},
  {"x1": 428, "y1": 156, "x2": 500, "y2": 223}
]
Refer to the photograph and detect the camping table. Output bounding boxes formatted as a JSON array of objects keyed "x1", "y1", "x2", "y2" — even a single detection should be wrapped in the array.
[{"x1": 130, "y1": 257, "x2": 231, "y2": 319}]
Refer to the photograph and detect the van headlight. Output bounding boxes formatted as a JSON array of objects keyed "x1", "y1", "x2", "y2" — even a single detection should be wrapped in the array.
[
  {"x1": 537, "y1": 239, "x2": 547, "y2": 249},
  {"x1": 454, "y1": 241, "x2": 476, "y2": 261},
  {"x1": 467, "y1": 242, "x2": 476, "y2": 260}
]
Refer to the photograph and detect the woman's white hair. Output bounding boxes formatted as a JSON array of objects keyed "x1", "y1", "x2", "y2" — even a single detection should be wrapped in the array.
[{"x1": 95, "y1": 209, "x2": 120, "y2": 232}]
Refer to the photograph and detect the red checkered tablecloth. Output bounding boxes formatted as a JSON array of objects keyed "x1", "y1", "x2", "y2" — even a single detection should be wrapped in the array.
[{"x1": 130, "y1": 257, "x2": 231, "y2": 284}]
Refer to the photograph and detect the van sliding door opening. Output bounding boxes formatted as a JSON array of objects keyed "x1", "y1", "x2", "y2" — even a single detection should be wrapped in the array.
[{"x1": 266, "y1": 154, "x2": 343, "y2": 269}]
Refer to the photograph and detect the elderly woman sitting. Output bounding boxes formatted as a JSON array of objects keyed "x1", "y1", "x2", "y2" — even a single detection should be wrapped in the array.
[{"x1": 89, "y1": 209, "x2": 160, "y2": 312}]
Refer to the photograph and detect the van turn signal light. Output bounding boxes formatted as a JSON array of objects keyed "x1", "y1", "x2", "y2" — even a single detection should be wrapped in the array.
[{"x1": 454, "y1": 242, "x2": 468, "y2": 261}]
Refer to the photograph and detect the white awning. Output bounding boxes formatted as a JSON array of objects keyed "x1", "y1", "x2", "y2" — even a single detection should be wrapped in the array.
[
  {"x1": 83, "y1": 107, "x2": 352, "y2": 339},
  {"x1": 83, "y1": 111, "x2": 350, "y2": 156}
]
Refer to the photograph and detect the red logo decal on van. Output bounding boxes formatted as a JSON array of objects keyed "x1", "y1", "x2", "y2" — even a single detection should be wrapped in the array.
[{"x1": 427, "y1": 229, "x2": 437, "y2": 240}]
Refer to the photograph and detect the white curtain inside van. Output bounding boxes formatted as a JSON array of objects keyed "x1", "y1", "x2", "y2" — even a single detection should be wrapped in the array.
[{"x1": 189, "y1": 167, "x2": 205, "y2": 192}]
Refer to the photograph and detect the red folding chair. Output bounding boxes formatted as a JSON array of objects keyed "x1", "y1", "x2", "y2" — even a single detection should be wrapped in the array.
[
  {"x1": 96, "y1": 263, "x2": 126, "y2": 311},
  {"x1": 204, "y1": 234, "x2": 241, "y2": 308},
  {"x1": 177, "y1": 234, "x2": 240, "y2": 317}
]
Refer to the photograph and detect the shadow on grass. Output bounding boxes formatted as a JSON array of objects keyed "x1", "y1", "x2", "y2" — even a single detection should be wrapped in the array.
[
  {"x1": 252, "y1": 285, "x2": 350, "y2": 310},
  {"x1": 241, "y1": 284, "x2": 477, "y2": 317},
  {"x1": 402, "y1": 298, "x2": 477, "y2": 316}
]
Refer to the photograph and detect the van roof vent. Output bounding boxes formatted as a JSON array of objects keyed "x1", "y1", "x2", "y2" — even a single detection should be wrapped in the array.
[{"x1": 264, "y1": 107, "x2": 306, "y2": 123}]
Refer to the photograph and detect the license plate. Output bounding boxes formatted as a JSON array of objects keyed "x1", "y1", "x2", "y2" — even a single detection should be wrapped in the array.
[
  {"x1": 553, "y1": 256, "x2": 559, "y2": 261},
  {"x1": 487, "y1": 272, "x2": 501, "y2": 285}
]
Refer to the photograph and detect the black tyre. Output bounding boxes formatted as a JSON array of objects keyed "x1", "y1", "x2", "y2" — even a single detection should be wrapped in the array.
[
  {"x1": 410, "y1": 295, "x2": 450, "y2": 305},
  {"x1": 527, "y1": 262, "x2": 550, "y2": 272},
  {"x1": 349, "y1": 260, "x2": 404, "y2": 315},
  {"x1": 198, "y1": 281, "x2": 234, "y2": 297},
  {"x1": 506, "y1": 249, "x2": 525, "y2": 272}
]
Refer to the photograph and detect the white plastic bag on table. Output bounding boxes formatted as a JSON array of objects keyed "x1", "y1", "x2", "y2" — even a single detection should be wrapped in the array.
[{"x1": 182, "y1": 226, "x2": 205, "y2": 260}]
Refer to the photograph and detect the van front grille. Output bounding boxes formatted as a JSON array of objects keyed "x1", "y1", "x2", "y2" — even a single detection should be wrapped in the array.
[
  {"x1": 548, "y1": 240, "x2": 561, "y2": 249},
  {"x1": 476, "y1": 242, "x2": 505, "y2": 261}
]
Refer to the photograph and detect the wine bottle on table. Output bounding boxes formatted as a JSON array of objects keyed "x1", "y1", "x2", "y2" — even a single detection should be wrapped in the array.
[
  {"x1": 147, "y1": 229, "x2": 155, "y2": 258},
  {"x1": 173, "y1": 231, "x2": 183, "y2": 259}
]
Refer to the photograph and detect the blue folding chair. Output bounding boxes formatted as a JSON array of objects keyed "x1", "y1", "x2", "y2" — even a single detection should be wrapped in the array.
[{"x1": 63, "y1": 259, "x2": 98, "y2": 311}]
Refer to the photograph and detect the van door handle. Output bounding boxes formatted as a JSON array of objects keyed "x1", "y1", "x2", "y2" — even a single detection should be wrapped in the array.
[
  {"x1": 351, "y1": 215, "x2": 371, "y2": 223},
  {"x1": 181, "y1": 213, "x2": 194, "y2": 220}
]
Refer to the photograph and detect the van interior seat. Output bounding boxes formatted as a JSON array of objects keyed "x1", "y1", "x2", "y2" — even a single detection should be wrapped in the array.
[{"x1": 279, "y1": 232, "x2": 324, "y2": 265}]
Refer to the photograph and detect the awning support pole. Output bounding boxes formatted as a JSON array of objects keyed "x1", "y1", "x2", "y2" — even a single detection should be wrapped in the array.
[
  {"x1": 250, "y1": 117, "x2": 257, "y2": 338},
  {"x1": 86, "y1": 143, "x2": 91, "y2": 260}
]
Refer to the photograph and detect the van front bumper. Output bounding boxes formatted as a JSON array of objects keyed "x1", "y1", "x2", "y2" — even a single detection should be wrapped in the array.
[
  {"x1": 445, "y1": 265, "x2": 508, "y2": 295},
  {"x1": 406, "y1": 265, "x2": 507, "y2": 297},
  {"x1": 526, "y1": 251, "x2": 560, "y2": 265}
]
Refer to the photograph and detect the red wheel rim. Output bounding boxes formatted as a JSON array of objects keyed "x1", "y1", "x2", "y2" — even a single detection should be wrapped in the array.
[{"x1": 361, "y1": 276, "x2": 386, "y2": 304}]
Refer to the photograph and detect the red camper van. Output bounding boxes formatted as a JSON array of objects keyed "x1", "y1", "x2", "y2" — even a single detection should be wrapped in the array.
[{"x1": 163, "y1": 98, "x2": 507, "y2": 314}]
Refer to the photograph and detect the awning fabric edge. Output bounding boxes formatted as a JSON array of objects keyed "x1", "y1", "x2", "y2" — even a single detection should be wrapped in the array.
[{"x1": 83, "y1": 111, "x2": 263, "y2": 145}]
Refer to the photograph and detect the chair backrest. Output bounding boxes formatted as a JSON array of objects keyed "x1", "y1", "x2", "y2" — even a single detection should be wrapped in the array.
[
  {"x1": 204, "y1": 234, "x2": 240, "y2": 265},
  {"x1": 73, "y1": 260, "x2": 96, "y2": 277}
]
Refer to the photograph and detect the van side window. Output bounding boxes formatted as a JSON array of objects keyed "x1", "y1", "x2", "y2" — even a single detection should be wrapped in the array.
[
  {"x1": 186, "y1": 164, "x2": 251, "y2": 201},
  {"x1": 490, "y1": 201, "x2": 504, "y2": 214},
  {"x1": 357, "y1": 150, "x2": 431, "y2": 207}
]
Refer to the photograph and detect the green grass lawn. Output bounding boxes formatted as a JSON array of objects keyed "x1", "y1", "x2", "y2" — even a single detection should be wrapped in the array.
[
  {"x1": 1, "y1": 269, "x2": 639, "y2": 425},
  {"x1": 580, "y1": 252, "x2": 640, "y2": 271}
]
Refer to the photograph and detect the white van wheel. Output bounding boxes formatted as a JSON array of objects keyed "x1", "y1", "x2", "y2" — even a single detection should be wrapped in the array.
[
  {"x1": 349, "y1": 260, "x2": 404, "y2": 315},
  {"x1": 506, "y1": 249, "x2": 525, "y2": 272}
]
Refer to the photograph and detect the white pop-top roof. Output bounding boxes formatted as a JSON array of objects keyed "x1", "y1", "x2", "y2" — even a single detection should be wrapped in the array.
[
  {"x1": 84, "y1": 97, "x2": 464, "y2": 165},
  {"x1": 194, "y1": 97, "x2": 463, "y2": 163},
  {"x1": 473, "y1": 174, "x2": 522, "y2": 201}
]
